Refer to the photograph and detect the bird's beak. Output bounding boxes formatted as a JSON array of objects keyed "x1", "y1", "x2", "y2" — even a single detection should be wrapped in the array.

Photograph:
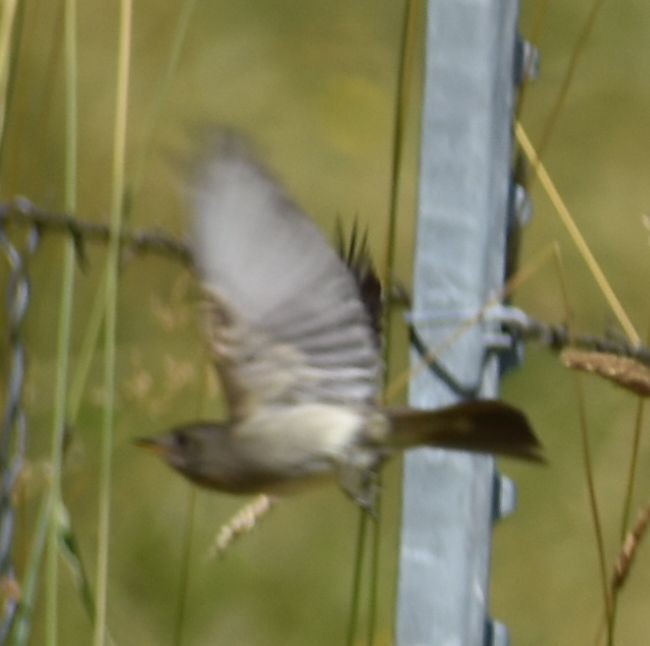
[{"x1": 134, "y1": 436, "x2": 169, "y2": 458}]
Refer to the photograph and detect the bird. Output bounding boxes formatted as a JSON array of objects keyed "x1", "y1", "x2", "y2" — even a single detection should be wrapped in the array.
[{"x1": 136, "y1": 132, "x2": 542, "y2": 508}]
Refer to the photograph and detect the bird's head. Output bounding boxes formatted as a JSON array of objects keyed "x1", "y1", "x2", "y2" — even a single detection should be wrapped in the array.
[{"x1": 135, "y1": 422, "x2": 237, "y2": 491}]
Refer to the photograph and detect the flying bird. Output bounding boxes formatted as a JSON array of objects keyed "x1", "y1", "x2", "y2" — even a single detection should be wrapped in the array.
[{"x1": 137, "y1": 133, "x2": 542, "y2": 507}]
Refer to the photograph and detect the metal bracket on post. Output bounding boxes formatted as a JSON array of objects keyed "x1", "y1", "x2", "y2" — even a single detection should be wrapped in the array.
[{"x1": 396, "y1": 1, "x2": 530, "y2": 645}]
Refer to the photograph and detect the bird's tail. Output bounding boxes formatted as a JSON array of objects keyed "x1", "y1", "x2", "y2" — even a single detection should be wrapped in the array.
[{"x1": 385, "y1": 400, "x2": 544, "y2": 462}]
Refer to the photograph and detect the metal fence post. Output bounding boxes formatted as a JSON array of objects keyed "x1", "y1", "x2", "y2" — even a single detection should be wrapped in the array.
[{"x1": 396, "y1": 1, "x2": 522, "y2": 645}]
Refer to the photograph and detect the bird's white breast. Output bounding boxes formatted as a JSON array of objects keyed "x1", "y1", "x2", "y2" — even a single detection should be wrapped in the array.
[{"x1": 234, "y1": 403, "x2": 367, "y2": 472}]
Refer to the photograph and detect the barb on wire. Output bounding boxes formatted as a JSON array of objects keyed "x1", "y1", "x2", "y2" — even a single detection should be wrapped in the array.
[
  {"x1": 503, "y1": 315, "x2": 650, "y2": 367},
  {"x1": 0, "y1": 198, "x2": 193, "y2": 267},
  {"x1": 0, "y1": 222, "x2": 41, "y2": 642}
]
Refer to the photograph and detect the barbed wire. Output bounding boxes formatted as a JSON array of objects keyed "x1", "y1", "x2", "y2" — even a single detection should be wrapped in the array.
[
  {"x1": 407, "y1": 316, "x2": 650, "y2": 400},
  {"x1": 400, "y1": 294, "x2": 650, "y2": 399},
  {"x1": 0, "y1": 198, "x2": 193, "y2": 268},
  {"x1": 4, "y1": 197, "x2": 650, "y2": 373},
  {"x1": 0, "y1": 221, "x2": 40, "y2": 642},
  {"x1": 502, "y1": 316, "x2": 650, "y2": 366}
]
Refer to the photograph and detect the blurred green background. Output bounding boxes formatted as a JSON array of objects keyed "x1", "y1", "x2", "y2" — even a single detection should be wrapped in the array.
[{"x1": 2, "y1": 0, "x2": 650, "y2": 644}]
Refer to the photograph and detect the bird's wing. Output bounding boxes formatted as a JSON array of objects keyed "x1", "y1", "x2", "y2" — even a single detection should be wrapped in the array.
[
  {"x1": 189, "y1": 133, "x2": 381, "y2": 420},
  {"x1": 335, "y1": 221, "x2": 383, "y2": 347}
]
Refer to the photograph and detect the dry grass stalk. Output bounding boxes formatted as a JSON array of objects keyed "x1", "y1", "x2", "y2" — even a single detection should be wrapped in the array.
[
  {"x1": 562, "y1": 349, "x2": 650, "y2": 396},
  {"x1": 209, "y1": 494, "x2": 278, "y2": 558},
  {"x1": 612, "y1": 503, "x2": 650, "y2": 589}
]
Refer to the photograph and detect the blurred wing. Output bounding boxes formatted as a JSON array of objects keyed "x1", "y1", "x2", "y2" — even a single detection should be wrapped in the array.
[
  {"x1": 189, "y1": 133, "x2": 380, "y2": 419},
  {"x1": 335, "y1": 221, "x2": 383, "y2": 346}
]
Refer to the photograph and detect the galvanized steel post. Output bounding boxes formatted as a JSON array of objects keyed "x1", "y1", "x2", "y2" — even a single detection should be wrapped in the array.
[{"x1": 396, "y1": 1, "x2": 523, "y2": 644}]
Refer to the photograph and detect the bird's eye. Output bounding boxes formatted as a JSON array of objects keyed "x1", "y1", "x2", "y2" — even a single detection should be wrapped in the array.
[{"x1": 174, "y1": 432, "x2": 191, "y2": 450}]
